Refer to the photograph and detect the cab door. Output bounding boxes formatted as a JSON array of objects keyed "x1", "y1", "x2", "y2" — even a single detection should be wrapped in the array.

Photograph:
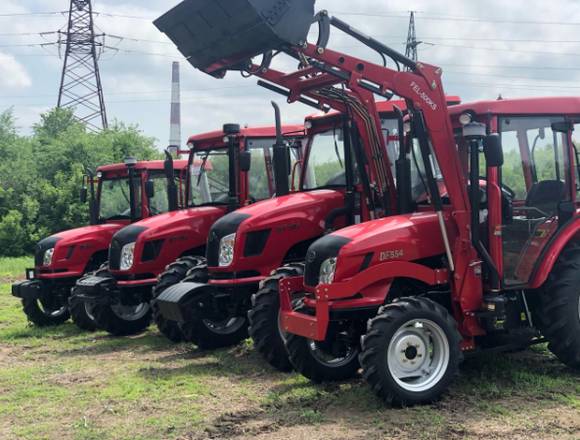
[{"x1": 499, "y1": 116, "x2": 574, "y2": 286}]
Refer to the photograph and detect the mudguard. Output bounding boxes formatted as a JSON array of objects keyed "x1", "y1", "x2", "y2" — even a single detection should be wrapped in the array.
[
  {"x1": 11, "y1": 280, "x2": 43, "y2": 300},
  {"x1": 154, "y1": 282, "x2": 210, "y2": 323},
  {"x1": 70, "y1": 276, "x2": 117, "y2": 306}
]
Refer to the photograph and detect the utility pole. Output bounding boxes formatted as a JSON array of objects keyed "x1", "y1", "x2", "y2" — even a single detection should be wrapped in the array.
[
  {"x1": 58, "y1": 0, "x2": 108, "y2": 131},
  {"x1": 405, "y1": 11, "x2": 421, "y2": 65}
]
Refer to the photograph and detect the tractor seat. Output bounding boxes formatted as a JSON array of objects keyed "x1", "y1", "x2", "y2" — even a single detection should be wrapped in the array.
[{"x1": 525, "y1": 180, "x2": 566, "y2": 217}]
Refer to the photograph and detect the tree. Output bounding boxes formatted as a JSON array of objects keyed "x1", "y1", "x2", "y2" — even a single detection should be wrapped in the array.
[{"x1": 0, "y1": 107, "x2": 161, "y2": 256}]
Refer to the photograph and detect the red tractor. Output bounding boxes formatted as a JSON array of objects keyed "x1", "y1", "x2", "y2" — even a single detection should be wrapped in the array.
[
  {"x1": 11, "y1": 156, "x2": 188, "y2": 328},
  {"x1": 152, "y1": 1, "x2": 461, "y2": 359},
  {"x1": 70, "y1": 124, "x2": 302, "y2": 336},
  {"x1": 156, "y1": 0, "x2": 580, "y2": 406}
]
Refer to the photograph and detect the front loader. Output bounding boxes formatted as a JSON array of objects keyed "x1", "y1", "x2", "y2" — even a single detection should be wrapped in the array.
[
  {"x1": 156, "y1": 0, "x2": 580, "y2": 406},
  {"x1": 70, "y1": 124, "x2": 302, "y2": 336},
  {"x1": 151, "y1": 0, "x2": 461, "y2": 364},
  {"x1": 11, "y1": 156, "x2": 188, "y2": 328}
]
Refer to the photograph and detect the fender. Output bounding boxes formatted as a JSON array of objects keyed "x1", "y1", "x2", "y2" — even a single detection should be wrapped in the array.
[
  {"x1": 529, "y1": 215, "x2": 580, "y2": 289},
  {"x1": 318, "y1": 261, "x2": 449, "y2": 302}
]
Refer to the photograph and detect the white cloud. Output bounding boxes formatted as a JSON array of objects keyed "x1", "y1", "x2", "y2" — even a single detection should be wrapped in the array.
[{"x1": 0, "y1": 53, "x2": 32, "y2": 89}]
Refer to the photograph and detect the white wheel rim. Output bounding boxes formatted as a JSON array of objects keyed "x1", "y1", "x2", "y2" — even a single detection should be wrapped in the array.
[
  {"x1": 39, "y1": 300, "x2": 68, "y2": 318},
  {"x1": 277, "y1": 309, "x2": 288, "y2": 344},
  {"x1": 111, "y1": 303, "x2": 150, "y2": 321},
  {"x1": 202, "y1": 317, "x2": 245, "y2": 335},
  {"x1": 387, "y1": 319, "x2": 450, "y2": 393},
  {"x1": 84, "y1": 302, "x2": 96, "y2": 321}
]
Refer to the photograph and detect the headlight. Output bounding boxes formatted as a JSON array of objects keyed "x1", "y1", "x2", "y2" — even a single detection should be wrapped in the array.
[
  {"x1": 319, "y1": 257, "x2": 337, "y2": 285},
  {"x1": 120, "y1": 242, "x2": 136, "y2": 271},
  {"x1": 218, "y1": 233, "x2": 236, "y2": 267},
  {"x1": 43, "y1": 248, "x2": 55, "y2": 266}
]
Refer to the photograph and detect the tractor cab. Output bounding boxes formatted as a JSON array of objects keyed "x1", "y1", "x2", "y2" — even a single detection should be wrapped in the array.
[{"x1": 450, "y1": 98, "x2": 580, "y2": 287}]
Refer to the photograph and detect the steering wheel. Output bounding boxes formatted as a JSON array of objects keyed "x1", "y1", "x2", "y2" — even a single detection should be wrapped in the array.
[{"x1": 478, "y1": 176, "x2": 515, "y2": 200}]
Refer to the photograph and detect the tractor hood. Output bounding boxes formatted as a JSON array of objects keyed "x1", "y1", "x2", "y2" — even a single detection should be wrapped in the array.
[
  {"x1": 304, "y1": 211, "x2": 453, "y2": 286},
  {"x1": 34, "y1": 223, "x2": 124, "y2": 270},
  {"x1": 108, "y1": 206, "x2": 226, "y2": 272},
  {"x1": 207, "y1": 189, "x2": 345, "y2": 270}
]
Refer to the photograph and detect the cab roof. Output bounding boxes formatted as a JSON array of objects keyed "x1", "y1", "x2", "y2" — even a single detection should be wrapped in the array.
[
  {"x1": 306, "y1": 96, "x2": 462, "y2": 122},
  {"x1": 97, "y1": 160, "x2": 189, "y2": 174},
  {"x1": 187, "y1": 125, "x2": 304, "y2": 150},
  {"x1": 450, "y1": 97, "x2": 580, "y2": 117}
]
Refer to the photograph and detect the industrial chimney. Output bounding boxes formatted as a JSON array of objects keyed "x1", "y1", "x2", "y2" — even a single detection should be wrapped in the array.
[{"x1": 168, "y1": 61, "x2": 181, "y2": 155}]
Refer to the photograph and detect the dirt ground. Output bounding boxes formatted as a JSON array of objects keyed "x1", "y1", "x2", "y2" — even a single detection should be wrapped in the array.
[{"x1": 0, "y1": 269, "x2": 579, "y2": 440}]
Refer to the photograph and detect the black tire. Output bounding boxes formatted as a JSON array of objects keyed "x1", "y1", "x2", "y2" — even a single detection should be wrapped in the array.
[
  {"x1": 360, "y1": 297, "x2": 462, "y2": 407},
  {"x1": 248, "y1": 263, "x2": 304, "y2": 372},
  {"x1": 92, "y1": 301, "x2": 153, "y2": 336},
  {"x1": 22, "y1": 295, "x2": 70, "y2": 327},
  {"x1": 285, "y1": 310, "x2": 361, "y2": 383},
  {"x1": 152, "y1": 256, "x2": 207, "y2": 342},
  {"x1": 180, "y1": 281, "x2": 248, "y2": 350},
  {"x1": 540, "y1": 243, "x2": 580, "y2": 369},
  {"x1": 70, "y1": 263, "x2": 111, "y2": 332}
]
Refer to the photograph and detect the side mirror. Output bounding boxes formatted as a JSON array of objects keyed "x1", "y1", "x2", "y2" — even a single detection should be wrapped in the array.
[
  {"x1": 239, "y1": 151, "x2": 252, "y2": 172},
  {"x1": 484, "y1": 134, "x2": 504, "y2": 167},
  {"x1": 80, "y1": 187, "x2": 88, "y2": 204},
  {"x1": 145, "y1": 180, "x2": 155, "y2": 199}
]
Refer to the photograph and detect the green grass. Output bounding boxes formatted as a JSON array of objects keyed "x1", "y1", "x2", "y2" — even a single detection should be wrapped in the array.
[
  {"x1": 0, "y1": 256, "x2": 579, "y2": 440},
  {"x1": 0, "y1": 256, "x2": 32, "y2": 280}
]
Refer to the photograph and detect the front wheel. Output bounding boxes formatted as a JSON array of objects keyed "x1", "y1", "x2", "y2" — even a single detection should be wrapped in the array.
[
  {"x1": 92, "y1": 302, "x2": 152, "y2": 336},
  {"x1": 152, "y1": 256, "x2": 207, "y2": 342},
  {"x1": 248, "y1": 263, "x2": 304, "y2": 372},
  {"x1": 22, "y1": 295, "x2": 70, "y2": 327},
  {"x1": 180, "y1": 290, "x2": 248, "y2": 350},
  {"x1": 70, "y1": 263, "x2": 110, "y2": 332},
  {"x1": 360, "y1": 297, "x2": 462, "y2": 406},
  {"x1": 285, "y1": 315, "x2": 361, "y2": 383}
]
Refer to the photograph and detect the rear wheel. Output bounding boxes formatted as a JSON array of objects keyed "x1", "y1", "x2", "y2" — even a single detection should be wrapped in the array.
[
  {"x1": 360, "y1": 297, "x2": 462, "y2": 406},
  {"x1": 22, "y1": 293, "x2": 70, "y2": 327},
  {"x1": 286, "y1": 310, "x2": 361, "y2": 382},
  {"x1": 70, "y1": 264, "x2": 110, "y2": 332},
  {"x1": 540, "y1": 243, "x2": 580, "y2": 369},
  {"x1": 152, "y1": 256, "x2": 207, "y2": 342},
  {"x1": 248, "y1": 263, "x2": 304, "y2": 372}
]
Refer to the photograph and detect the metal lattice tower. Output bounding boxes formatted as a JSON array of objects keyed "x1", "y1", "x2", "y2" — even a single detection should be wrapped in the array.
[
  {"x1": 57, "y1": 0, "x2": 108, "y2": 131},
  {"x1": 405, "y1": 11, "x2": 421, "y2": 65}
]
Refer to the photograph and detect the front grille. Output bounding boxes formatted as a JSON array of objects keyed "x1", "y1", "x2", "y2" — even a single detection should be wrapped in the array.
[
  {"x1": 109, "y1": 238, "x2": 122, "y2": 270},
  {"x1": 243, "y1": 229, "x2": 271, "y2": 257},
  {"x1": 142, "y1": 240, "x2": 164, "y2": 262}
]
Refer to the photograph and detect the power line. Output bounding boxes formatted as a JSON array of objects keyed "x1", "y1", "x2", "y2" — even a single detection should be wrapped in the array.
[
  {"x1": 0, "y1": 11, "x2": 66, "y2": 17},
  {"x1": 334, "y1": 11, "x2": 580, "y2": 26}
]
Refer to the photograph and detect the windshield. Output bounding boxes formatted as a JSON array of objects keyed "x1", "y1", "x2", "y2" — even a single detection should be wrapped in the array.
[
  {"x1": 302, "y1": 128, "x2": 347, "y2": 190},
  {"x1": 246, "y1": 137, "x2": 277, "y2": 200},
  {"x1": 189, "y1": 149, "x2": 230, "y2": 205},
  {"x1": 98, "y1": 177, "x2": 141, "y2": 221},
  {"x1": 148, "y1": 171, "x2": 174, "y2": 215}
]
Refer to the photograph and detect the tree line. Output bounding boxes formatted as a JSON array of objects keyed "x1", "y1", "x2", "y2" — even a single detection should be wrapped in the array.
[{"x1": 0, "y1": 108, "x2": 161, "y2": 257}]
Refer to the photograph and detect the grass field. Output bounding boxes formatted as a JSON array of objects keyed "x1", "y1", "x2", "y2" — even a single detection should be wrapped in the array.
[{"x1": 0, "y1": 258, "x2": 578, "y2": 440}]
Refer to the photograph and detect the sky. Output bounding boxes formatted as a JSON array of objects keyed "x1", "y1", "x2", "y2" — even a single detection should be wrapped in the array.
[{"x1": 2, "y1": 0, "x2": 580, "y2": 149}]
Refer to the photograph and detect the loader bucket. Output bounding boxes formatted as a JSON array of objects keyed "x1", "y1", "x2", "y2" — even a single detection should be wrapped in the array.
[{"x1": 154, "y1": 0, "x2": 316, "y2": 76}]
